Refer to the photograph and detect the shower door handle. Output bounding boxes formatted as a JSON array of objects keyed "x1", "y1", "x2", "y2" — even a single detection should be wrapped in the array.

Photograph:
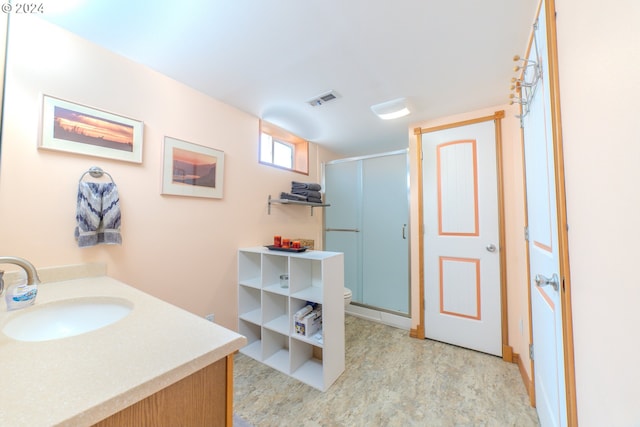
[
  {"x1": 325, "y1": 228, "x2": 360, "y2": 232},
  {"x1": 402, "y1": 224, "x2": 407, "y2": 239}
]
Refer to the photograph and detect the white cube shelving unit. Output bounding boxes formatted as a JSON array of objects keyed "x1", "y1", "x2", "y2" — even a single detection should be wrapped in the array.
[{"x1": 238, "y1": 246, "x2": 345, "y2": 391}]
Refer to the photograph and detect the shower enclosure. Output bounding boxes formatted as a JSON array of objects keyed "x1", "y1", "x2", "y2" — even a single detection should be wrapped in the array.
[{"x1": 323, "y1": 150, "x2": 410, "y2": 317}]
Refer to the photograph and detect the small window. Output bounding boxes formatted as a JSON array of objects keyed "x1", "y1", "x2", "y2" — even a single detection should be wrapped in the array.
[
  {"x1": 260, "y1": 133, "x2": 293, "y2": 169},
  {"x1": 259, "y1": 120, "x2": 309, "y2": 175}
]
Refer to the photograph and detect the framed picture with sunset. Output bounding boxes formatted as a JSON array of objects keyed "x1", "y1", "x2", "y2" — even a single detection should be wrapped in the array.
[
  {"x1": 39, "y1": 95, "x2": 143, "y2": 163},
  {"x1": 162, "y1": 136, "x2": 225, "y2": 199}
]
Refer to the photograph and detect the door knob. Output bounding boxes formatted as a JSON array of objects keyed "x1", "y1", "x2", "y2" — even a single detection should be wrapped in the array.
[
  {"x1": 486, "y1": 244, "x2": 497, "y2": 252},
  {"x1": 535, "y1": 273, "x2": 559, "y2": 291}
]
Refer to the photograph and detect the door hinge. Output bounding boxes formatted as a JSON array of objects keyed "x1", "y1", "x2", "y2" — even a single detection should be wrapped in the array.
[
  {"x1": 529, "y1": 343, "x2": 534, "y2": 361},
  {"x1": 524, "y1": 226, "x2": 530, "y2": 242}
]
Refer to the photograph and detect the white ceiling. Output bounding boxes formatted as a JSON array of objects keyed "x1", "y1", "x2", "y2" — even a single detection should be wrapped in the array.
[{"x1": 39, "y1": 0, "x2": 538, "y2": 157}]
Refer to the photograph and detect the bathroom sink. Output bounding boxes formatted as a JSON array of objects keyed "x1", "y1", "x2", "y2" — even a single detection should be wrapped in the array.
[{"x1": 2, "y1": 296, "x2": 133, "y2": 342}]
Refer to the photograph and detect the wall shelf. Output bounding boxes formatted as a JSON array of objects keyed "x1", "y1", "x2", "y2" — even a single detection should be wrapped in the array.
[{"x1": 267, "y1": 195, "x2": 330, "y2": 216}]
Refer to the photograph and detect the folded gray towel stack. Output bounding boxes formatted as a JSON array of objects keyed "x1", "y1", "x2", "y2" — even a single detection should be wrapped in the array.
[
  {"x1": 290, "y1": 181, "x2": 323, "y2": 203},
  {"x1": 292, "y1": 181, "x2": 321, "y2": 191},
  {"x1": 280, "y1": 192, "x2": 307, "y2": 201}
]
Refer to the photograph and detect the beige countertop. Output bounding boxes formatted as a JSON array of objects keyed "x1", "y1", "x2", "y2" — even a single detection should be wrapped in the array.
[{"x1": 0, "y1": 265, "x2": 246, "y2": 427}]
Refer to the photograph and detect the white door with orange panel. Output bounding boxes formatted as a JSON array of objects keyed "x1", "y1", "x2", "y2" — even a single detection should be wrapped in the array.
[
  {"x1": 422, "y1": 119, "x2": 501, "y2": 356},
  {"x1": 522, "y1": 2, "x2": 567, "y2": 425}
]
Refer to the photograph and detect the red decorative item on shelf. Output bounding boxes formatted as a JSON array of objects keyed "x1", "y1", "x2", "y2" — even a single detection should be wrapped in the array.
[
  {"x1": 282, "y1": 238, "x2": 291, "y2": 248},
  {"x1": 292, "y1": 240, "x2": 301, "y2": 249},
  {"x1": 274, "y1": 235, "x2": 282, "y2": 247}
]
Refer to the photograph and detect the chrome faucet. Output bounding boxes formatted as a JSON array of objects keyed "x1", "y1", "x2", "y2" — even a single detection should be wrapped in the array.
[{"x1": 0, "y1": 256, "x2": 41, "y2": 296}]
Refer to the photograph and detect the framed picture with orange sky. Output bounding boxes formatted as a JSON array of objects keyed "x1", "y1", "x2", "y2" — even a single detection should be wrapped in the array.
[
  {"x1": 161, "y1": 136, "x2": 225, "y2": 199},
  {"x1": 39, "y1": 95, "x2": 143, "y2": 163}
]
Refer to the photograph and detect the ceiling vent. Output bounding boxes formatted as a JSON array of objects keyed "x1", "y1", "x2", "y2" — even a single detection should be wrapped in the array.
[{"x1": 307, "y1": 90, "x2": 340, "y2": 107}]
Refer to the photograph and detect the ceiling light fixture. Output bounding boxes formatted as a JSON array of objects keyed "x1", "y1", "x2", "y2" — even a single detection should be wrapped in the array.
[{"x1": 370, "y1": 97, "x2": 411, "y2": 120}]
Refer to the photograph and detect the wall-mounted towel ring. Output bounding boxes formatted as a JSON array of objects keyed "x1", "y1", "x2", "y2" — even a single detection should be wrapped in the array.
[{"x1": 79, "y1": 166, "x2": 115, "y2": 183}]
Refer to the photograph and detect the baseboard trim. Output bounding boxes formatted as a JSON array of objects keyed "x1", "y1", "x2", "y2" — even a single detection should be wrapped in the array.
[
  {"x1": 345, "y1": 305, "x2": 411, "y2": 330},
  {"x1": 410, "y1": 322, "x2": 424, "y2": 339},
  {"x1": 502, "y1": 344, "x2": 514, "y2": 363},
  {"x1": 513, "y1": 352, "x2": 535, "y2": 407}
]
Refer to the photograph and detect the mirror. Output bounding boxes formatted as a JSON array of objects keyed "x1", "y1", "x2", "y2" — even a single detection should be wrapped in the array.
[{"x1": 0, "y1": 14, "x2": 8, "y2": 167}]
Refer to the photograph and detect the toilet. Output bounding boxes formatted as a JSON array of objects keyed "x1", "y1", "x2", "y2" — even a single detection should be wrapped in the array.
[{"x1": 343, "y1": 287, "x2": 352, "y2": 309}]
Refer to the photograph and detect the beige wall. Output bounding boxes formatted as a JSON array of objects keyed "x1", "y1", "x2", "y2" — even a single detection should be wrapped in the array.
[
  {"x1": 0, "y1": 16, "x2": 332, "y2": 331},
  {"x1": 556, "y1": 0, "x2": 640, "y2": 424},
  {"x1": 408, "y1": 104, "x2": 531, "y2": 375}
]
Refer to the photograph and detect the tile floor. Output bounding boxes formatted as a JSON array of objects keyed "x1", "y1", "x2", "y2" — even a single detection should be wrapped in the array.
[{"x1": 234, "y1": 315, "x2": 539, "y2": 427}]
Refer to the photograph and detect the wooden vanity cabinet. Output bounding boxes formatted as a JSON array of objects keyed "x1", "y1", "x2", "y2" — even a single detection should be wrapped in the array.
[{"x1": 92, "y1": 355, "x2": 233, "y2": 427}]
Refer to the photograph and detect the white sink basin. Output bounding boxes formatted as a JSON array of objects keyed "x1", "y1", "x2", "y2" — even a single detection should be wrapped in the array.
[{"x1": 2, "y1": 296, "x2": 133, "y2": 342}]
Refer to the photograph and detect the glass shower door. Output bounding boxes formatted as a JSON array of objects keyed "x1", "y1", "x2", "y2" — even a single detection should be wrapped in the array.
[
  {"x1": 324, "y1": 152, "x2": 409, "y2": 315},
  {"x1": 324, "y1": 160, "x2": 363, "y2": 302},
  {"x1": 361, "y1": 154, "x2": 409, "y2": 313}
]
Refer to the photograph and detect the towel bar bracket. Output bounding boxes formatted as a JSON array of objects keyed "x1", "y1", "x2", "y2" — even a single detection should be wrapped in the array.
[
  {"x1": 88, "y1": 166, "x2": 105, "y2": 178},
  {"x1": 79, "y1": 166, "x2": 115, "y2": 183},
  {"x1": 267, "y1": 195, "x2": 330, "y2": 216}
]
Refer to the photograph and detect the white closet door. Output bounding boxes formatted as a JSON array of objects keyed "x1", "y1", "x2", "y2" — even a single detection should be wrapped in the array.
[
  {"x1": 423, "y1": 120, "x2": 502, "y2": 356},
  {"x1": 522, "y1": 2, "x2": 567, "y2": 424}
]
